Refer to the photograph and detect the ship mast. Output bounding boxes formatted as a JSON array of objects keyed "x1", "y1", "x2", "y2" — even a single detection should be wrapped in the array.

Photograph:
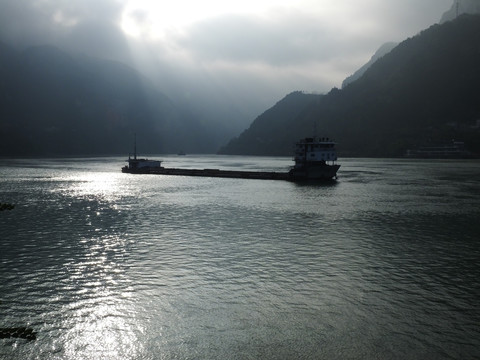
[
  {"x1": 133, "y1": 133, "x2": 137, "y2": 160},
  {"x1": 134, "y1": 133, "x2": 137, "y2": 160}
]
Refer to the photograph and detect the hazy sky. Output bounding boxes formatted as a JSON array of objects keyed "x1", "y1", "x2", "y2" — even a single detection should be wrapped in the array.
[{"x1": 0, "y1": 0, "x2": 454, "y2": 119}]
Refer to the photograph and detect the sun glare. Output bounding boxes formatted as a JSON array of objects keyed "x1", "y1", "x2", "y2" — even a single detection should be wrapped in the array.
[{"x1": 121, "y1": 0, "x2": 293, "y2": 39}]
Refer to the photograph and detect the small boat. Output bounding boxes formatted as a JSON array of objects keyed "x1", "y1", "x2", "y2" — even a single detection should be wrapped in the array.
[
  {"x1": 122, "y1": 155, "x2": 163, "y2": 173},
  {"x1": 405, "y1": 140, "x2": 471, "y2": 158},
  {"x1": 288, "y1": 136, "x2": 340, "y2": 180},
  {"x1": 122, "y1": 135, "x2": 163, "y2": 173}
]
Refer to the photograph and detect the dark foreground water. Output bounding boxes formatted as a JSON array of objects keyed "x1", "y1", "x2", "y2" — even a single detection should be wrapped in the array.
[{"x1": 1, "y1": 156, "x2": 479, "y2": 359}]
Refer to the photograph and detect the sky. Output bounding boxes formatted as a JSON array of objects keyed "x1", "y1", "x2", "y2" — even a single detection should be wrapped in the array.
[{"x1": 0, "y1": 0, "x2": 455, "y2": 123}]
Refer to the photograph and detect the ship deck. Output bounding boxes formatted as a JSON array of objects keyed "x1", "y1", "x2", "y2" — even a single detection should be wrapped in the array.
[{"x1": 123, "y1": 167, "x2": 291, "y2": 180}]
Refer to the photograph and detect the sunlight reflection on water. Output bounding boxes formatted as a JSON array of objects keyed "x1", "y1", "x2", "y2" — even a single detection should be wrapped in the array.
[{"x1": 0, "y1": 157, "x2": 479, "y2": 359}]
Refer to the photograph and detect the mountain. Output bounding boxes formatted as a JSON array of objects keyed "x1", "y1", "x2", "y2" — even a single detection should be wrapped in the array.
[
  {"x1": 0, "y1": 44, "x2": 216, "y2": 156},
  {"x1": 220, "y1": 15, "x2": 480, "y2": 157},
  {"x1": 342, "y1": 42, "x2": 397, "y2": 89},
  {"x1": 441, "y1": 0, "x2": 480, "y2": 23},
  {"x1": 342, "y1": 0, "x2": 480, "y2": 91},
  {"x1": 218, "y1": 91, "x2": 319, "y2": 155}
]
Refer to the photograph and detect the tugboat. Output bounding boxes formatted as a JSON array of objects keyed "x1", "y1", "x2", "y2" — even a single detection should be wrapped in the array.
[
  {"x1": 288, "y1": 136, "x2": 340, "y2": 180},
  {"x1": 122, "y1": 135, "x2": 163, "y2": 173}
]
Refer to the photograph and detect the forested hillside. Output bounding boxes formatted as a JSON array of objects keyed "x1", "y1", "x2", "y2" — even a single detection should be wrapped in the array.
[
  {"x1": 0, "y1": 44, "x2": 215, "y2": 155},
  {"x1": 220, "y1": 15, "x2": 480, "y2": 157},
  {"x1": 219, "y1": 91, "x2": 319, "y2": 155}
]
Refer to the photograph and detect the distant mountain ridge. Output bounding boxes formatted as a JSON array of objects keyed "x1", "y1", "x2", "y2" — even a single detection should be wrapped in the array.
[
  {"x1": 344, "y1": 0, "x2": 480, "y2": 91},
  {"x1": 220, "y1": 15, "x2": 480, "y2": 157},
  {"x1": 341, "y1": 42, "x2": 397, "y2": 89},
  {"x1": 441, "y1": 0, "x2": 480, "y2": 22},
  {"x1": 219, "y1": 91, "x2": 319, "y2": 155},
  {"x1": 0, "y1": 44, "x2": 216, "y2": 156}
]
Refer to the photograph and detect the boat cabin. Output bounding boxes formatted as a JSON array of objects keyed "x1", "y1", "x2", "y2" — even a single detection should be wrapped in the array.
[
  {"x1": 126, "y1": 156, "x2": 162, "y2": 170},
  {"x1": 294, "y1": 137, "x2": 338, "y2": 168}
]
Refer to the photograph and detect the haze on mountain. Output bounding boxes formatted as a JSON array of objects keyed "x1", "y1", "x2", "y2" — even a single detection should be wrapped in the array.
[
  {"x1": 341, "y1": 42, "x2": 398, "y2": 89},
  {"x1": 342, "y1": 0, "x2": 480, "y2": 92},
  {"x1": 343, "y1": 0, "x2": 480, "y2": 90},
  {"x1": 0, "y1": 43, "x2": 220, "y2": 155},
  {"x1": 220, "y1": 13, "x2": 480, "y2": 157},
  {"x1": 0, "y1": 0, "x2": 454, "y2": 155},
  {"x1": 441, "y1": 0, "x2": 480, "y2": 22}
]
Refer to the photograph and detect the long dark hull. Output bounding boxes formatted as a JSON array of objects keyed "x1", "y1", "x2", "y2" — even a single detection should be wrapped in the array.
[
  {"x1": 122, "y1": 164, "x2": 340, "y2": 181},
  {"x1": 122, "y1": 166, "x2": 290, "y2": 180},
  {"x1": 289, "y1": 164, "x2": 340, "y2": 181}
]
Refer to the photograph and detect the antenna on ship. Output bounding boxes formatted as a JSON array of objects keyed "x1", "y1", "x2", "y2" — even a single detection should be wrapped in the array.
[
  {"x1": 456, "y1": 0, "x2": 460, "y2": 18},
  {"x1": 134, "y1": 133, "x2": 137, "y2": 160}
]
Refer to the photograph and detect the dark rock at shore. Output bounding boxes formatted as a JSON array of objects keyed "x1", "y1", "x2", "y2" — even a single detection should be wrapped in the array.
[{"x1": 0, "y1": 327, "x2": 37, "y2": 341}]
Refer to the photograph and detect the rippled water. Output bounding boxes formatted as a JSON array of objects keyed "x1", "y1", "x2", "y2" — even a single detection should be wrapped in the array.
[{"x1": 1, "y1": 156, "x2": 479, "y2": 359}]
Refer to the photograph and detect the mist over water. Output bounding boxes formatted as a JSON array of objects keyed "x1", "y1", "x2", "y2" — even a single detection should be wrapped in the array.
[{"x1": 1, "y1": 156, "x2": 479, "y2": 359}]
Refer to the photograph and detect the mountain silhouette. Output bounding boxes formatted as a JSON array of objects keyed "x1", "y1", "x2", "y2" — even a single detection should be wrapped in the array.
[
  {"x1": 220, "y1": 15, "x2": 480, "y2": 157},
  {"x1": 0, "y1": 44, "x2": 216, "y2": 156},
  {"x1": 342, "y1": 42, "x2": 397, "y2": 89}
]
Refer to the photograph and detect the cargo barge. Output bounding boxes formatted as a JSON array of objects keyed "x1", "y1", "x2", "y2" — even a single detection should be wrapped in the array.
[{"x1": 122, "y1": 136, "x2": 340, "y2": 181}]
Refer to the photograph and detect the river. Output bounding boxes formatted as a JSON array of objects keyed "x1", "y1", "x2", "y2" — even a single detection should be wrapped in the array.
[{"x1": 1, "y1": 156, "x2": 479, "y2": 359}]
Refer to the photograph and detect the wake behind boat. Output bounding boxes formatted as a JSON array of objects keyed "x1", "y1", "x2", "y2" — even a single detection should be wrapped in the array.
[{"x1": 122, "y1": 136, "x2": 340, "y2": 181}]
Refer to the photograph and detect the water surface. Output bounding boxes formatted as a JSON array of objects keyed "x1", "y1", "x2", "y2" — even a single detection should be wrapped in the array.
[{"x1": 1, "y1": 156, "x2": 479, "y2": 359}]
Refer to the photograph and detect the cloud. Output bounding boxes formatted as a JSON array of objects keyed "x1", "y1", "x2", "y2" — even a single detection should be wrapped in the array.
[
  {"x1": 0, "y1": 0, "x2": 453, "y2": 79},
  {"x1": 176, "y1": 14, "x2": 347, "y2": 66},
  {"x1": 0, "y1": 1, "x2": 52, "y2": 46},
  {"x1": 62, "y1": 20, "x2": 131, "y2": 62},
  {"x1": 157, "y1": 0, "x2": 452, "y2": 101},
  {"x1": 175, "y1": 1, "x2": 453, "y2": 68},
  {"x1": 0, "y1": 0, "x2": 129, "y2": 59},
  {"x1": 0, "y1": 0, "x2": 455, "y2": 126}
]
